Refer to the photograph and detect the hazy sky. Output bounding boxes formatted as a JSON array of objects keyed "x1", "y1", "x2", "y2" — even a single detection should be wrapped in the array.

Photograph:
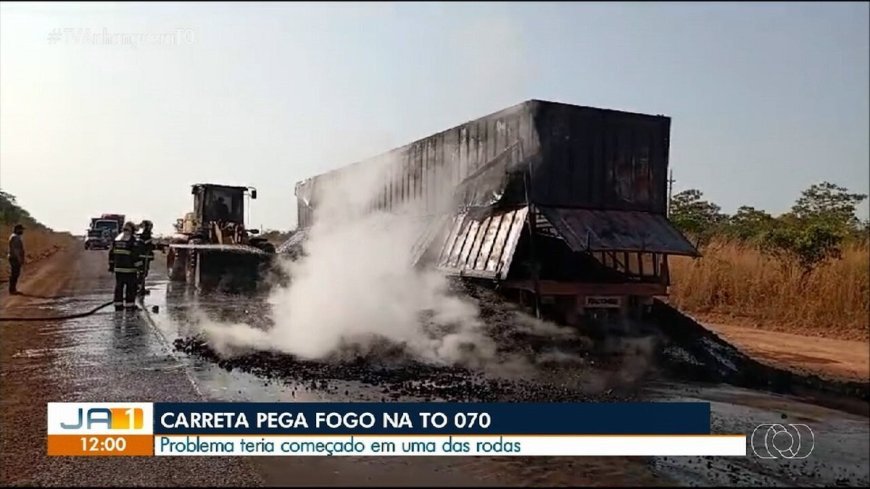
[{"x1": 1, "y1": 2, "x2": 868, "y2": 234}]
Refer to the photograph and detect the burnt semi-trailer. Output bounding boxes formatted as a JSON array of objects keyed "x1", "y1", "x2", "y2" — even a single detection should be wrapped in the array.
[{"x1": 287, "y1": 100, "x2": 698, "y2": 324}]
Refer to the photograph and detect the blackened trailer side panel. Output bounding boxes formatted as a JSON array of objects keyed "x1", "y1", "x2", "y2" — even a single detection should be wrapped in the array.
[
  {"x1": 295, "y1": 100, "x2": 671, "y2": 230},
  {"x1": 531, "y1": 104, "x2": 670, "y2": 214},
  {"x1": 298, "y1": 102, "x2": 540, "y2": 224}
]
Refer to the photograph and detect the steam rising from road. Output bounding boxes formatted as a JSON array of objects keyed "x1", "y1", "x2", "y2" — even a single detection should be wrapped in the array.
[
  {"x1": 195, "y1": 154, "x2": 654, "y2": 385},
  {"x1": 195, "y1": 13, "x2": 542, "y2": 366},
  {"x1": 202, "y1": 155, "x2": 499, "y2": 366}
]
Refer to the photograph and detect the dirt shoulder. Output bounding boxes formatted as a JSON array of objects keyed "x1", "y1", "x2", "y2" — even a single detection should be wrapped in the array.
[
  {"x1": 702, "y1": 319, "x2": 870, "y2": 383},
  {"x1": 0, "y1": 244, "x2": 84, "y2": 311},
  {"x1": 0, "y1": 227, "x2": 77, "y2": 283}
]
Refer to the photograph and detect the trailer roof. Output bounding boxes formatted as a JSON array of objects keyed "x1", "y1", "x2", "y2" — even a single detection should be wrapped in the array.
[{"x1": 295, "y1": 99, "x2": 670, "y2": 186}]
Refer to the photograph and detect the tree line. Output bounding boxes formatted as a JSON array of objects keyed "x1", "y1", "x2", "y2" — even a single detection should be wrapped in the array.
[
  {"x1": 0, "y1": 191, "x2": 50, "y2": 231},
  {"x1": 669, "y1": 182, "x2": 869, "y2": 273}
]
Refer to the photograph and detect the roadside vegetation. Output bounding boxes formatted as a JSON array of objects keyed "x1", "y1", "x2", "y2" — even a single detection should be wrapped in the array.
[
  {"x1": 0, "y1": 191, "x2": 76, "y2": 282},
  {"x1": 668, "y1": 182, "x2": 869, "y2": 341}
]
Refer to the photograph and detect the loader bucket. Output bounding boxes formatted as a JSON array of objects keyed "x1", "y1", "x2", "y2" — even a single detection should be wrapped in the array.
[{"x1": 182, "y1": 244, "x2": 273, "y2": 292}]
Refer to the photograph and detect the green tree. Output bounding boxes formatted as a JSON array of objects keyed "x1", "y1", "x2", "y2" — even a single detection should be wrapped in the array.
[
  {"x1": 724, "y1": 205, "x2": 775, "y2": 242},
  {"x1": 0, "y1": 190, "x2": 40, "y2": 228},
  {"x1": 0, "y1": 190, "x2": 55, "y2": 233},
  {"x1": 669, "y1": 189, "x2": 728, "y2": 243},
  {"x1": 757, "y1": 182, "x2": 867, "y2": 274},
  {"x1": 791, "y1": 181, "x2": 867, "y2": 233},
  {"x1": 760, "y1": 219, "x2": 842, "y2": 274}
]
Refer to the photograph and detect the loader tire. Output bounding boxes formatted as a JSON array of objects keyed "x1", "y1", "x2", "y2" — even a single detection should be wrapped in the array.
[
  {"x1": 185, "y1": 252, "x2": 196, "y2": 285},
  {"x1": 168, "y1": 249, "x2": 188, "y2": 282},
  {"x1": 261, "y1": 243, "x2": 276, "y2": 254}
]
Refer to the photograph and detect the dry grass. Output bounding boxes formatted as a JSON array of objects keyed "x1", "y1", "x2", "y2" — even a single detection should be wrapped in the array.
[
  {"x1": 669, "y1": 239, "x2": 870, "y2": 341},
  {"x1": 0, "y1": 225, "x2": 76, "y2": 283}
]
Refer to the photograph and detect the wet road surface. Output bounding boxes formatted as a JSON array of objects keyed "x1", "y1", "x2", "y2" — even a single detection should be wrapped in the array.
[
  {"x1": 2, "y1": 248, "x2": 868, "y2": 486},
  {"x1": 1, "y1": 250, "x2": 263, "y2": 486},
  {"x1": 647, "y1": 384, "x2": 869, "y2": 486},
  {"x1": 1, "y1": 250, "x2": 662, "y2": 486}
]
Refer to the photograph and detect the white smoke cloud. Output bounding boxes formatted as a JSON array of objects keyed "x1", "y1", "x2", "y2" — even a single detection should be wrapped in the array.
[
  {"x1": 200, "y1": 150, "x2": 500, "y2": 366},
  {"x1": 197, "y1": 12, "x2": 549, "y2": 367},
  {"x1": 197, "y1": 141, "x2": 596, "y2": 372}
]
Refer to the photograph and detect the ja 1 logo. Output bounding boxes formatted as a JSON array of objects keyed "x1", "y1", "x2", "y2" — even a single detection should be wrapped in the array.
[
  {"x1": 60, "y1": 407, "x2": 144, "y2": 431},
  {"x1": 751, "y1": 424, "x2": 815, "y2": 459}
]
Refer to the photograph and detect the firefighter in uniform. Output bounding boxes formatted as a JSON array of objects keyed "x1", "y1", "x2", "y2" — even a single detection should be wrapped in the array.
[
  {"x1": 109, "y1": 221, "x2": 143, "y2": 311},
  {"x1": 136, "y1": 220, "x2": 155, "y2": 297}
]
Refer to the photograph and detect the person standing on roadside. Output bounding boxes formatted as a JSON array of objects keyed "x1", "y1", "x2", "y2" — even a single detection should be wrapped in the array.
[
  {"x1": 7, "y1": 224, "x2": 25, "y2": 295},
  {"x1": 109, "y1": 221, "x2": 143, "y2": 311}
]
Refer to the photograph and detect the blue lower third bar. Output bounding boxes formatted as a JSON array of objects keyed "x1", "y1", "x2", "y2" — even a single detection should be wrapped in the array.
[{"x1": 153, "y1": 402, "x2": 711, "y2": 436}]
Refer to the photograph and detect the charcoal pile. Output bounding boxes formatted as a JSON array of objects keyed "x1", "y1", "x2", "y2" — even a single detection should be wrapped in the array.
[{"x1": 173, "y1": 336, "x2": 635, "y2": 403}]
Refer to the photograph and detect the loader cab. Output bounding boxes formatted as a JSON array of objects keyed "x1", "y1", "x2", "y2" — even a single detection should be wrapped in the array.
[{"x1": 191, "y1": 184, "x2": 256, "y2": 227}]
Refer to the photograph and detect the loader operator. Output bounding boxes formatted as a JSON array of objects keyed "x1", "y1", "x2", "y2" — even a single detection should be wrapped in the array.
[
  {"x1": 136, "y1": 220, "x2": 155, "y2": 297},
  {"x1": 109, "y1": 221, "x2": 143, "y2": 311},
  {"x1": 212, "y1": 196, "x2": 230, "y2": 223}
]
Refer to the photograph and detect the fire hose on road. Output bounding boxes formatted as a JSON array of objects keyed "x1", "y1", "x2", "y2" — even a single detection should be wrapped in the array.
[
  {"x1": 0, "y1": 300, "x2": 116, "y2": 322},
  {"x1": 0, "y1": 294, "x2": 158, "y2": 322}
]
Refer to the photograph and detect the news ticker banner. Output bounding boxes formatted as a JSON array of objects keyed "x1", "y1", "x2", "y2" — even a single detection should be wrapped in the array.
[{"x1": 47, "y1": 402, "x2": 747, "y2": 457}]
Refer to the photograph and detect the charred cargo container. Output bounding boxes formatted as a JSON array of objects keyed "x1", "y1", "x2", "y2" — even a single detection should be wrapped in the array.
[{"x1": 287, "y1": 100, "x2": 698, "y2": 324}]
